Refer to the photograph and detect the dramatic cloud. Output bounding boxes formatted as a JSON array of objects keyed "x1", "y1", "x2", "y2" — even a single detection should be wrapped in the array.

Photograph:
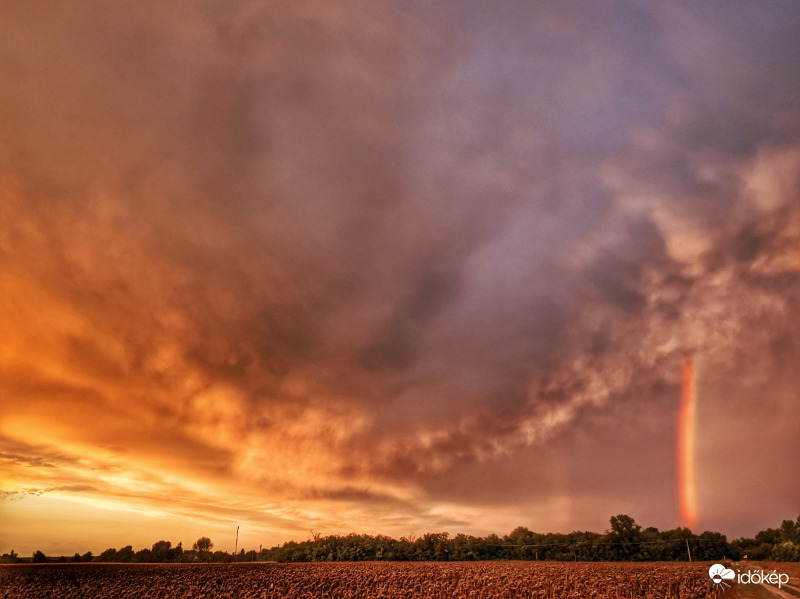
[{"x1": 1, "y1": 0, "x2": 799, "y2": 553}]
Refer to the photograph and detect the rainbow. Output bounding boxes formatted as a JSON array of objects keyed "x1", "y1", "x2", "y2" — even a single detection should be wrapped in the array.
[{"x1": 678, "y1": 353, "x2": 698, "y2": 530}]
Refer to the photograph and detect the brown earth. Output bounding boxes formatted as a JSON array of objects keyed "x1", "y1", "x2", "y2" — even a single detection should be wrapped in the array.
[{"x1": 0, "y1": 561, "x2": 720, "y2": 598}]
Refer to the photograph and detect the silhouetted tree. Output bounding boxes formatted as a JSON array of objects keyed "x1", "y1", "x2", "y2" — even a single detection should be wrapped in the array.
[
  {"x1": 32, "y1": 550, "x2": 48, "y2": 563},
  {"x1": 212, "y1": 550, "x2": 232, "y2": 563},
  {"x1": 772, "y1": 542, "x2": 800, "y2": 561},
  {"x1": 32, "y1": 512, "x2": 800, "y2": 565},
  {"x1": 133, "y1": 548, "x2": 152, "y2": 563},
  {"x1": 610, "y1": 514, "x2": 641, "y2": 539},
  {"x1": 99, "y1": 548, "x2": 116, "y2": 562},
  {"x1": 115, "y1": 546, "x2": 134, "y2": 562},
  {"x1": 193, "y1": 537, "x2": 213, "y2": 552},
  {"x1": 780, "y1": 519, "x2": 800, "y2": 543},
  {"x1": 608, "y1": 515, "x2": 642, "y2": 560},
  {"x1": 693, "y1": 532, "x2": 728, "y2": 561},
  {"x1": 151, "y1": 540, "x2": 177, "y2": 562}
]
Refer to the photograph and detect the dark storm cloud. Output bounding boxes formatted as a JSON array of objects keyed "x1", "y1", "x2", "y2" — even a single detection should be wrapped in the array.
[{"x1": 2, "y1": 0, "x2": 800, "y2": 541}]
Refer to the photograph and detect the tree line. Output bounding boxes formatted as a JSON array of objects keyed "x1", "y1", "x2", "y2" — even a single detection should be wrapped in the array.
[{"x1": 3, "y1": 514, "x2": 799, "y2": 564}]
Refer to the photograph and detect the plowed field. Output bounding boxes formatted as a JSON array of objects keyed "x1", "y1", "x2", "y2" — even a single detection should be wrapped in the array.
[{"x1": 0, "y1": 561, "x2": 722, "y2": 598}]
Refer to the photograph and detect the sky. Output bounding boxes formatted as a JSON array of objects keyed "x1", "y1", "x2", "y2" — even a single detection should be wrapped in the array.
[{"x1": 1, "y1": 0, "x2": 799, "y2": 556}]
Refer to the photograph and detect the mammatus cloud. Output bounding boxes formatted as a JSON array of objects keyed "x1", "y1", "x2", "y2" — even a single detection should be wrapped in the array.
[{"x1": 1, "y1": 0, "x2": 799, "y2": 553}]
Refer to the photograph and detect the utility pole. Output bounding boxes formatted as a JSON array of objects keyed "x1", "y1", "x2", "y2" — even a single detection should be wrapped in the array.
[
  {"x1": 685, "y1": 537, "x2": 692, "y2": 562},
  {"x1": 235, "y1": 526, "x2": 239, "y2": 556}
]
